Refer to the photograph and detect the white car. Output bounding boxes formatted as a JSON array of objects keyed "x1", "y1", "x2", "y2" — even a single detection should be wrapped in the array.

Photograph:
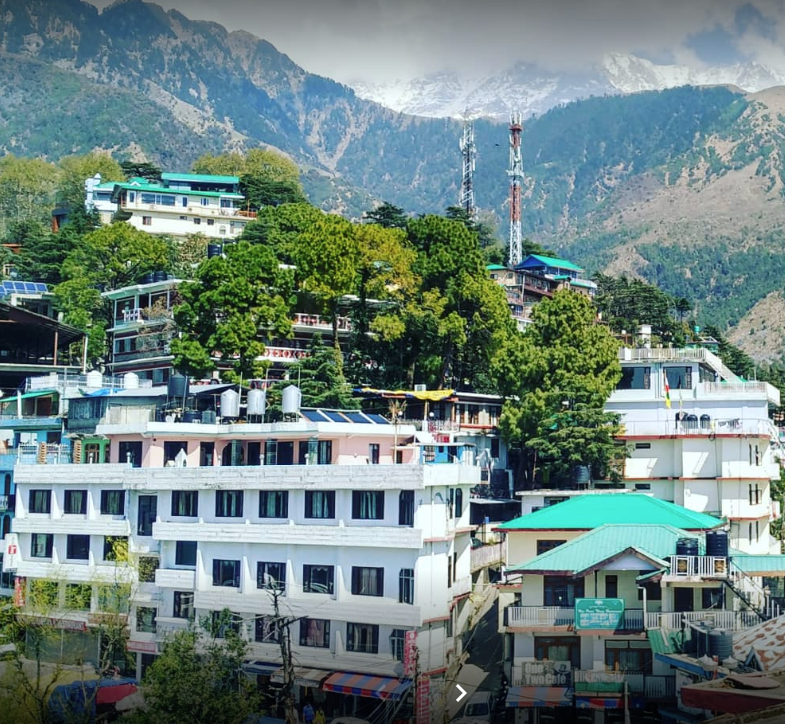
[{"x1": 453, "y1": 691, "x2": 496, "y2": 724}]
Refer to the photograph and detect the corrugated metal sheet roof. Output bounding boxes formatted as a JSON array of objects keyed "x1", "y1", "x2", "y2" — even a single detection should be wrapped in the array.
[
  {"x1": 161, "y1": 172, "x2": 240, "y2": 184},
  {"x1": 497, "y1": 494, "x2": 723, "y2": 531},
  {"x1": 731, "y1": 555, "x2": 785, "y2": 574},
  {"x1": 508, "y1": 523, "x2": 695, "y2": 574}
]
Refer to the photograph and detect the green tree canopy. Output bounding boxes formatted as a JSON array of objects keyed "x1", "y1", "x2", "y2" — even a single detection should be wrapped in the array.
[
  {"x1": 172, "y1": 241, "x2": 295, "y2": 381},
  {"x1": 363, "y1": 201, "x2": 408, "y2": 228},
  {"x1": 8, "y1": 219, "x2": 62, "y2": 284},
  {"x1": 493, "y1": 289, "x2": 623, "y2": 489},
  {"x1": 240, "y1": 203, "x2": 324, "y2": 264},
  {"x1": 57, "y1": 151, "x2": 124, "y2": 209},
  {"x1": 0, "y1": 155, "x2": 59, "y2": 228},
  {"x1": 120, "y1": 160, "x2": 162, "y2": 182}
]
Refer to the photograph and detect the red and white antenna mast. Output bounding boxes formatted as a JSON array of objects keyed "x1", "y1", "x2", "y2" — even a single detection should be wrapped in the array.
[
  {"x1": 507, "y1": 111, "x2": 523, "y2": 267},
  {"x1": 459, "y1": 115, "x2": 476, "y2": 219}
]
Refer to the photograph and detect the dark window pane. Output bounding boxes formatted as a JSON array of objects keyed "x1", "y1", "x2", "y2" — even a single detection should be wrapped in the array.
[
  {"x1": 303, "y1": 564, "x2": 334, "y2": 594},
  {"x1": 212, "y1": 559, "x2": 240, "y2": 587},
  {"x1": 175, "y1": 541, "x2": 197, "y2": 567},
  {"x1": 67, "y1": 535, "x2": 90, "y2": 560},
  {"x1": 351, "y1": 567, "x2": 384, "y2": 596},
  {"x1": 304, "y1": 491, "x2": 334, "y2": 519},
  {"x1": 29, "y1": 490, "x2": 51, "y2": 514},
  {"x1": 101, "y1": 490, "x2": 125, "y2": 515},
  {"x1": 299, "y1": 618, "x2": 330, "y2": 647},
  {"x1": 172, "y1": 491, "x2": 198, "y2": 517},
  {"x1": 64, "y1": 490, "x2": 87, "y2": 515},
  {"x1": 216, "y1": 490, "x2": 243, "y2": 517},
  {"x1": 352, "y1": 491, "x2": 384, "y2": 520},
  {"x1": 259, "y1": 491, "x2": 288, "y2": 518},
  {"x1": 137, "y1": 495, "x2": 157, "y2": 536}
]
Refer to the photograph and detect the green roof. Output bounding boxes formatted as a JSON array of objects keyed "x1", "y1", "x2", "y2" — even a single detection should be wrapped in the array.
[
  {"x1": 508, "y1": 523, "x2": 694, "y2": 574},
  {"x1": 570, "y1": 279, "x2": 597, "y2": 289},
  {"x1": 648, "y1": 629, "x2": 681, "y2": 655},
  {"x1": 486, "y1": 264, "x2": 507, "y2": 270},
  {"x1": 525, "y1": 254, "x2": 584, "y2": 273},
  {"x1": 161, "y1": 172, "x2": 240, "y2": 184},
  {"x1": 110, "y1": 181, "x2": 243, "y2": 199},
  {"x1": 497, "y1": 494, "x2": 724, "y2": 531},
  {"x1": 731, "y1": 555, "x2": 785, "y2": 574}
]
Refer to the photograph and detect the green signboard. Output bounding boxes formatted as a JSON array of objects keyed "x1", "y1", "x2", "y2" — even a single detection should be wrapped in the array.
[{"x1": 574, "y1": 598, "x2": 625, "y2": 631}]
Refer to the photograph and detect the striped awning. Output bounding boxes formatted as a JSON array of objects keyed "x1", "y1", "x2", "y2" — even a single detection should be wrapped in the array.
[
  {"x1": 271, "y1": 668, "x2": 333, "y2": 688},
  {"x1": 322, "y1": 672, "x2": 412, "y2": 700},
  {"x1": 575, "y1": 696, "x2": 646, "y2": 710},
  {"x1": 505, "y1": 686, "x2": 573, "y2": 707}
]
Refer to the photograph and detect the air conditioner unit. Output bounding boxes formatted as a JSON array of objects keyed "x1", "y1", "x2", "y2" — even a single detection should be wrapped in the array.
[{"x1": 414, "y1": 384, "x2": 426, "y2": 392}]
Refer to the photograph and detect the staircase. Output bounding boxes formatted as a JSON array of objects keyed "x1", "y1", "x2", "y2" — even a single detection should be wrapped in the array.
[{"x1": 723, "y1": 561, "x2": 782, "y2": 622}]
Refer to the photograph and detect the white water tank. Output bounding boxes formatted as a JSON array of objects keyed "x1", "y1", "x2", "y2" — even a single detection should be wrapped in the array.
[
  {"x1": 86, "y1": 370, "x2": 103, "y2": 388},
  {"x1": 220, "y1": 388, "x2": 240, "y2": 419},
  {"x1": 247, "y1": 388, "x2": 266, "y2": 416},
  {"x1": 123, "y1": 372, "x2": 139, "y2": 390},
  {"x1": 281, "y1": 385, "x2": 302, "y2": 415}
]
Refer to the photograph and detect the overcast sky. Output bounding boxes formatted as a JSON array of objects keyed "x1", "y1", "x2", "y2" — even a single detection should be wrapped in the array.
[{"x1": 87, "y1": 0, "x2": 785, "y2": 83}]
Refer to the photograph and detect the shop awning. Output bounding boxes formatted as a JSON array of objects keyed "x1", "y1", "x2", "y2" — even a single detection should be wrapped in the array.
[
  {"x1": 243, "y1": 660, "x2": 281, "y2": 676},
  {"x1": 95, "y1": 682, "x2": 138, "y2": 705},
  {"x1": 271, "y1": 668, "x2": 333, "y2": 688},
  {"x1": 322, "y1": 672, "x2": 412, "y2": 700},
  {"x1": 505, "y1": 686, "x2": 573, "y2": 707},
  {"x1": 575, "y1": 695, "x2": 646, "y2": 710}
]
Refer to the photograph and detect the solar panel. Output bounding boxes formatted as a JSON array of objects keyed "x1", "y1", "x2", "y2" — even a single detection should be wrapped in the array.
[
  {"x1": 301, "y1": 410, "x2": 327, "y2": 422},
  {"x1": 366, "y1": 413, "x2": 390, "y2": 425},
  {"x1": 0, "y1": 280, "x2": 48, "y2": 295},
  {"x1": 344, "y1": 412, "x2": 371, "y2": 424},
  {"x1": 324, "y1": 411, "x2": 349, "y2": 423}
]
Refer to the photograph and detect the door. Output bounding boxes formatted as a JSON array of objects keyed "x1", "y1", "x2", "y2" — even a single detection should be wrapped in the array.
[{"x1": 674, "y1": 587, "x2": 694, "y2": 612}]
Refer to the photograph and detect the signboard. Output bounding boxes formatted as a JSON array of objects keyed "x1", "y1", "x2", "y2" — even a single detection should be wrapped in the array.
[
  {"x1": 127, "y1": 640, "x2": 158, "y2": 654},
  {"x1": 403, "y1": 630, "x2": 418, "y2": 677},
  {"x1": 4, "y1": 534, "x2": 19, "y2": 572},
  {"x1": 416, "y1": 675, "x2": 431, "y2": 724},
  {"x1": 574, "y1": 598, "x2": 625, "y2": 631},
  {"x1": 13, "y1": 576, "x2": 25, "y2": 607}
]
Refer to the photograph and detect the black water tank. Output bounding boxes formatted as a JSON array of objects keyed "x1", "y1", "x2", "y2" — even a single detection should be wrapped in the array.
[
  {"x1": 153, "y1": 270, "x2": 167, "y2": 282},
  {"x1": 694, "y1": 624, "x2": 711, "y2": 658},
  {"x1": 202, "y1": 410, "x2": 217, "y2": 425},
  {"x1": 709, "y1": 629, "x2": 733, "y2": 660},
  {"x1": 706, "y1": 530, "x2": 729, "y2": 558},
  {"x1": 572, "y1": 465, "x2": 591, "y2": 487},
  {"x1": 183, "y1": 410, "x2": 201, "y2": 423},
  {"x1": 685, "y1": 414, "x2": 699, "y2": 429},
  {"x1": 207, "y1": 243, "x2": 222, "y2": 259},
  {"x1": 141, "y1": 272, "x2": 155, "y2": 284},
  {"x1": 676, "y1": 538, "x2": 700, "y2": 556},
  {"x1": 683, "y1": 630, "x2": 696, "y2": 655},
  {"x1": 167, "y1": 373, "x2": 187, "y2": 399},
  {"x1": 700, "y1": 414, "x2": 711, "y2": 429}
]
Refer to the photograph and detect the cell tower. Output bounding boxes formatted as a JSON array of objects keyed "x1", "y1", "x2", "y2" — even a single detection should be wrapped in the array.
[
  {"x1": 459, "y1": 116, "x2": 476, "y2": 219},
  {"x1": 507, "y1": 111, "x2": 524, "y2": 267}
]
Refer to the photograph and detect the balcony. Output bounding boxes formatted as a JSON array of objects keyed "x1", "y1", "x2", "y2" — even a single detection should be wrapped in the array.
[
  {"x1": 504, "y1": 606, "x2": 644, "y2": 631},
  {"x1": 24, "y1": 372, "x2": 152, "y2": 392},
  {"x1": 14, "y1": 443, "x2": 72, "y2": 465},
  {"x1": 665, "y1": 555, "x2": 728, "y2": 579},
  {"x1": 292, "y1": 313, "x2": 352, "y2": 332},
  {"x1": 573, "y1": 670, "x2": 675, "y2": 700},
  {"x1": 154, "y1": 568, "x2": 196, "y2": 589},
  {"x1": 452, "y1": 575, "x2": 472, "y2": 597},
  {"x1": 261, "y1": 346, "x2": 311, "y2": 363},
  {"x1": 471, "y1": 542, "x2": 503, "y2": 572},
  {"x1": 617, "y1": 419, "x2": 771, "y2": 438},
  {"x1": 646, "y1": 610, "x2": 760, "y2": 631},
  {"x1": 0, "y1": 494, "x2": 14, "y2": 512}
]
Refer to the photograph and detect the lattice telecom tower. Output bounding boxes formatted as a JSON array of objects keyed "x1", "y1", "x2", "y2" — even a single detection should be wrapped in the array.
[
  {"x1": 507, "y1": 111, "x2": 523, "y2": 267},
  {"x1": 459, "y1": 116, "x2": 476, "y2": 219}
]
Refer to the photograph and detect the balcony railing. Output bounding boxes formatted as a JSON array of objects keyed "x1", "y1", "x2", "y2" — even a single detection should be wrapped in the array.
[
  {"x1": 15, "y1": 443, "x2": 72, "y2": 465},
  {"x1": 573, "y1": 670, "x2": 675, "y2": 699},
  {"x1": 292, "y1": 313, "x2": 351, "y2": 332},
  {"x1": 471, "y1": 542, "x2": 503, "y2": 571},
  {"x1": 452, "y1": 575, "x2": 472, "y2": 597},
  {"x1": 25, "y1": 372, "x2": 153, "y2": 392},
  {"x1": 262, "y1": 346, "x2": 311, "y2": 363},
  {"x1": 646, "y1": 610, "x2": 760, "y2": 631},
  {"x1": 618, "y1": 419, "x2": 771, "y2": 437},
  {"x1": 504, "y1": 606, "x2": 644, "y2": 631},
  {"x1": 667, "y1": 555, "x2": 728, "y2": 579}
]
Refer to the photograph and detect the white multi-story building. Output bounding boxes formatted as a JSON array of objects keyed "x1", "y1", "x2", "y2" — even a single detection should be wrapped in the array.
[
  {"x1": 10, "y1": 388, "x2": 483, "y2": 718},
  {"x1": 86, "y1": 172, "x2": 254, "y2": 240}
]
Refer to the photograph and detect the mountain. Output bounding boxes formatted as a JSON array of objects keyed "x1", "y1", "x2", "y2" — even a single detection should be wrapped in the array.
[
  {"x1": 349, "y1": 53, "x2": 785, "y2": 120},
  {"x1": 3, "y1": 0, "x2": 785, "y2": 358}
]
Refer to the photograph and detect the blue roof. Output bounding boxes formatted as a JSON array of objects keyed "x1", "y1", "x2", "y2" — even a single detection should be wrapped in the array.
[
  {"x1": 517, "y1": 254, "x2": 584, "y2": 273},
  {"x1": 161, "y1": 172, "x2": 240, "y2": 184}
]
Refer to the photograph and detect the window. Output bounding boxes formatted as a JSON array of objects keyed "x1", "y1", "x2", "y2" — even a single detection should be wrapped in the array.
[
  {"x1": 605, "y1": 575, "x2": 618, "y2": 598},
  {"x1": 141, "y1": 193, "x2": 175, "y2": 206},
  {"x1": 665, "y1": 366, "x2": 692, "y2": 390},
  {"x1": 175, "y1": 541, "x2": 197, "y2": 567},
  {"x1": 617, "y1": 367, "x2": 651, "y2": 390},
  {"x1": 65, "y1": 583, "x2": 91, "y2": 611},
  {"x1": 206, "y1": 218, "x2": 215, "y2": 226},
  {"x1": 317, "y1": 440, "x2": 333, "y2": 464},
  {"x1": 537, "y1": 540, "x2": 566, "y2": 555},
  {"x1": 303, "y1": 564, "x2": 334, "y2": 594},
  {"x1": 544, "y1": 497, "x2": 568, "y2": 507},
  {"x1": 749, "y1": 521, "x2": 760, "y2": 543},
  {"x1": 534, "y1": 636, "x2": 581, "y2": 668},
  {"x1": 137, "y1": 495, "x2": 157, "y2": 536},
  {"x1": 28, "y1": 490, "x2": 51, "y2": 514},
  {"x1": 304, "y1": 491, "x2": 335, "y2": 519},
  {"x1": 136, "y1": 607, "x2": 157, "y2": 633},
  {"x1": 605, "y1": 640, "x2": 651, "y2": 673},
  {"x1": 164, "y1": 441, "x2": 187, "y2": 465},
  {"x1": 257, "y1": 562, "x2": 286, "y2": 591},
  {"x1": 142, "y1": 216, "x2": 152, "y2": 226},
  {"x1": 543, "y1": 576, "x2": 584, "y2": 606},
  {"x1": 346, "y1": 623, "x2": 379, "y2": 654},
  {"x1": 210, "y1": 610, "x2": 242, "y2": 638},
  {"x1": 193, "y1": 217, "x2": 201, "y2": 225},
  {"x1": 216, "y1": 490, "x2": 244, "y2": 517},
  {"x1": 448, "y1": 488, "x2": 455, "y2": 517},
  {"x1": 200, "y1": 197, "x2": 209, "y2": 206},
  {"x1": 702, "y1": 587, "x2": 724, "y2": 609},
  {"x1": 299, "y1": 618, "x2": 330, "y2": 647},
  {"x1": 749, "y1": 446, "x2": 762, "y2": 467},
  {"x1": 635, "y1": 483, "x2": 651, "y2": 491},
  {"x1": 455, "y1": 488, "x2": 463, "y2": 517},
  {"x1": 259, "y1": 491, "x2": 288, "y2": 518},
  {"x1": 399, "y1": 568, "x2": 414, "y2": 604},
  {"x1": 98, "y1": 586, "x2": 129, "y2": 614},
  {"x1": 352, "y1": 491, "x2": 384, "y2": 520},
  {"x1": 138, "y1": 556, "x2": 159, "y2": 583},
  {"x1": 391, "y1": 629, "x2": 406, "y2": 661},
  {"x1": 118, "y1": 441, "x2": 142, "y2": 467},
  {"x1": 31, "y1": 533, "x2": 53, "y2": 558},
  {"x1": 255, "y1": 615, "x2": 279, "y2": 643},
  {"x1": 103, "y1": 536, "x2": 128, "y2": 561},
  {"x1": 63, "y1": 490, "x2": 87, "y2": 515},
  {"x1": 67, "y1": 535, "x2": 90, "y2": 560},
  {"x1": 638, "y1": 580, "x2": 662, "y2": 601},
  {"x1": 635, "y1": 443, "x2": 652, "y2": 450},
  {"x1": 212, "y1": 559, "x2": 241, "y2": 587},
  {"x1": 351, "y1": 566, "x2": 384, "y2": 596},
  {"x1": 749, "y1": 484, "x2": 762, "y2": 506},
  {"x1": 369, "y1": 444, "x2": 380, "y2": 464},
  {"x1": 399, "y1": 490, "x2": 414, "y2": 526},
  {"x1": 172, "y1": 491, "x2": 198, "y2": 517},
  {"x1": 101, "y1": 490, "x2": 125, "y2": 515},
  {"x1": 447, "y1": 556, "x2": 452, "y2": 588},
  {"x1": 173, "y1": 591, "x2": 194, "y2": 619},
  {"x1": 200, "y1": 442, "x2": 214, "y2": 466}
]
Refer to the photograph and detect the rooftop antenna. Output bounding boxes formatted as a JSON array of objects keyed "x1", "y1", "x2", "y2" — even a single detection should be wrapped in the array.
[
  {"x1": 507, "y1": 111, "x2": 524, "y2": 267},
  {"x1": 459, "y1": 113, "x2": 477, "y2": 220}
]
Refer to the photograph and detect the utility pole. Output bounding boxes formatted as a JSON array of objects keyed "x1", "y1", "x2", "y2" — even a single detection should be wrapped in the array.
[
  {"x1": 507, "y1": 111, "x2": 524, "y2": 268},
  {"x1": 459, "y1": 115, "x2": 477, "y2": 220},
  {"x1": 272, "y1": 588, "x2": 298, "y2": 724}
]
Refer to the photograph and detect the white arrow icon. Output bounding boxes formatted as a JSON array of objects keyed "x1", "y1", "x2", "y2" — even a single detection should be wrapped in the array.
[{"x1": 455, "y1": 684, "x2": 467, "y2": 703}]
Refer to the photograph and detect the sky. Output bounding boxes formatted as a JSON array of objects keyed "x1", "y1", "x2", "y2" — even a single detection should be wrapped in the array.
[{"x1": 86, "y1": 0, "x2": 785, "y2": 84}]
